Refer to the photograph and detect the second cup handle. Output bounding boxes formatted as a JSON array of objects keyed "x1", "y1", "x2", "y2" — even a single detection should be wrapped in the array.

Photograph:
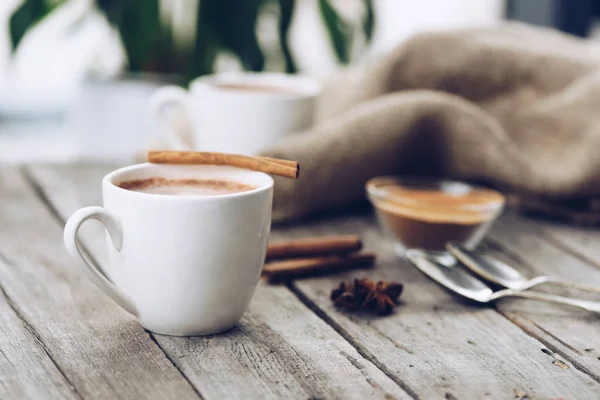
[
  {"x1": 147, "y1": 85, "x2": 194, "y2": 151},
  {"x1": 63, "y1": 207, "x2": 138, "y2": 316}
]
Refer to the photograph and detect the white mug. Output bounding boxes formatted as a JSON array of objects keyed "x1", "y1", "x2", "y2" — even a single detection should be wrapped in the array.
[
  {"x1": 63, "y1": 163, "x2": 273, "y2": 336},
  {"x1": 147, "y1": 72, "x2": 320, "y2": 155}
]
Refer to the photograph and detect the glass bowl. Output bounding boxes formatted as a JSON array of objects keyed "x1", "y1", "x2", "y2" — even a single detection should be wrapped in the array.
[{"x1": 366, "y1": 176, "x2": 505, "y2": 255}]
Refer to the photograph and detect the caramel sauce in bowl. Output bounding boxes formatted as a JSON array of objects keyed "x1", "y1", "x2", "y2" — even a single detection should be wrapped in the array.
[{"x1": 366, "y1": 177, "x2": 505, "y2": 255}]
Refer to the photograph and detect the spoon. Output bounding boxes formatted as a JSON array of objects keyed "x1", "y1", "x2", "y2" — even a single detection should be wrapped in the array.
[
  {"x1": 405, "y1": 249, "x2": 600, "y2": 313},
  {"x1": 447, "y1": 243, "x2": 600, "y2": 294}
]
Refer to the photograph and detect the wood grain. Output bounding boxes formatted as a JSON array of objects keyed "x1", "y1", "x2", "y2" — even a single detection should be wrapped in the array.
[
  {"x1": 515, "y1": 214, "x2": 600, "y2": 266},
  {"x1": 0, "y1": 167, "x2": 200, "y2": 400},
  {"x1": 484, "y1": 214, "x2": 600, "y2": 382},
  {"x1": 268, "y1": 212, "x2": 600, "y2": 399},
  {"x1": 158, "y1": 283, "x2": 409, "y2": 399},
  {"x1": 0, "y1": 282, "x2": 78, "y2": 400},
  {"x1": 27, "y1": 164, "x2": 410, "y2": 400}
]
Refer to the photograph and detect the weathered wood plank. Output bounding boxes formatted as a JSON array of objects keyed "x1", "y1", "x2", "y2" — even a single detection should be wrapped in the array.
[
  {"x1": 160, "y1": 282, "x2": 410, "y2": 399},
  {"x1": 27, "y1": 164, "x2": 410, "y2": 400},
  {"x1": 29, "y1": 164, "x2": 600, "y2": 400},
  {"x1": 0, "y1": 166, "x2": 201, "y2": 400},
  {"x1": 516, "y1": 215, "x2": 600, "y2": 266},
  {"x1": 485, "y1": 214, "x2": 600, "y2": 381},
  {"x1": 268, "y1": 214, "x2": 600, "y2": 399},
  {"x1": 0, "y1": 283, "x2": 78, "y2": 400}
]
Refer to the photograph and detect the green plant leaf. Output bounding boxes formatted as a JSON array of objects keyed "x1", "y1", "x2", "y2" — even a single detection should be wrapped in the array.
[
  {"x1": 97, "y1": 0, "x2": 167, "y2": 72},
  {"x1": 318, "y1": 0, "x2": 351, "y2": 64},
  {"x1": 9, "y1": 0, "x2": 57, "y2": 50},
  {"x1": 363, "y1": 0, "x2": 375, "y2": 42},
  {"x1": 189, "y1": 0, "x2": 218, "y2": 80},
  {"x1": 190, "y1": 0, "x2": 266, "y2": 79},
  {"x1": 278, "y1": 0, "x2": 296, "y2": 73},
  {"x1": 14, "y1": 0, "x2": 374, "y2": 77}
]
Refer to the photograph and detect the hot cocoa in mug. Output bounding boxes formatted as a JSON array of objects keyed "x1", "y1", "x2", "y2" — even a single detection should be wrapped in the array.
[
  {"x1": 118, "y1": 177, "x2": 256, "y2": 196},
  {"x1": 64, "y1": 163, "x2": 273, "y2": 336}
]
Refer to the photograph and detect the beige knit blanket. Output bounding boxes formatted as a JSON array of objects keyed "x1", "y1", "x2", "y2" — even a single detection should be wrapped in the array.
[{"x1": 262, "y1": 23, "x2": 600, "y2": 223}]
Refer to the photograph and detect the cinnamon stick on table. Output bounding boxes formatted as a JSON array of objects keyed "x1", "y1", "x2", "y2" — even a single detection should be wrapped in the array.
[
  {"x1": 266, "y1": 235, "x2": 362, "y2": 261},
  {"x1": 262, "y1": 253, "x2": 376, "y2": 283},
  {"x1": 148, "y1": 151, "x2": 299, "y2": 179}
]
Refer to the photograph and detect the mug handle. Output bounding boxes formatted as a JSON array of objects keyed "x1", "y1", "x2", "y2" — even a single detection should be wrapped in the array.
[
  {"x1": 64, "y1": 206, "x2": 138, "y2": 316},
  {"x1": 147, "y1": 86, "x2": 195, "y2": 151}
]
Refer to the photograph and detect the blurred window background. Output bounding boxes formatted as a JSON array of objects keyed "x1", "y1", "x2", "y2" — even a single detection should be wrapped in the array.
[{"x1": 1, "y1": 0, "x2": 597, "y2": 163}]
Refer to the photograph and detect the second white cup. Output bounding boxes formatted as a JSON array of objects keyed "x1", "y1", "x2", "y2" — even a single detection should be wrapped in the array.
[{"x1": 148, "y1": 72, "x2": 320, "y2": 155}]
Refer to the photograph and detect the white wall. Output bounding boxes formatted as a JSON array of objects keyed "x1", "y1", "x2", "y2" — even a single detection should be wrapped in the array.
[{"x1": 372, "y1": 0, "x2": 504, "y2": 55}]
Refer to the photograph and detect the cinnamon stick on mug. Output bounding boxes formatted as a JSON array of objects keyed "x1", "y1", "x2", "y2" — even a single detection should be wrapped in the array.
[
  {"x1": 262, "y1": 253, "x2": 376, "y2": 283},
  {"x1": 258, "y1": 156, "x2": 299, "y2": 169},
  {"x1": 266, "y1": 235, "x2": 362, "y2": 261},
  {"x1": 148, "y1": 151, "x2": 299, "y2": 179}
]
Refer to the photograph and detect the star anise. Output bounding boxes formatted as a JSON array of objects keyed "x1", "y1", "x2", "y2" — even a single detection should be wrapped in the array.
[{"x1": 331, "y1": 278, "x2": 403, "y2": 315}]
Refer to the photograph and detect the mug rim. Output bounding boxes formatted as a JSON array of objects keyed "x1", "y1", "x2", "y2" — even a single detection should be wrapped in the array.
[
  {"x1": 189, "y1": 72, "x2": 321, "y2": 99},
  {"x1": 103, "y1": 163, "x2": 274, "y2": 201}
]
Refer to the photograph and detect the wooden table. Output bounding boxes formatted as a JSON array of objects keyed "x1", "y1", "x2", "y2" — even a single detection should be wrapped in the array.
[{"x1": 2, "y1": 163, "x2": 600, "y2": 400}]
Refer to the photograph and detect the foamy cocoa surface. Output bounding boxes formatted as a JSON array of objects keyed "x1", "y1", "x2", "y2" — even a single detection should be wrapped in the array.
[
  {"x1": 212, "y1": 82, "x2": 302, "y2": 95},
  {"x1": 117, "y1": 177, "x2": 256, "y2": 196},
  {"x1": 377, "y1": 187, "x2": 504, "y2": 224}
]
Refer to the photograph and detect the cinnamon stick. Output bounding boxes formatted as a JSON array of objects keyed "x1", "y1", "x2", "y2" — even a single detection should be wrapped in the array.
[
  {"x1": 148, "y1": 151, "x2": 299, "y2": 179},
  {"x1": 266, "y1": 235, "x2": 362, "y2": 261},
  {"x1": 262, "y1": 253, "x2": 376, "y2": 283},
  {"x1": 258, "y1": 156, "x2": 298, "y2": 169}
]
